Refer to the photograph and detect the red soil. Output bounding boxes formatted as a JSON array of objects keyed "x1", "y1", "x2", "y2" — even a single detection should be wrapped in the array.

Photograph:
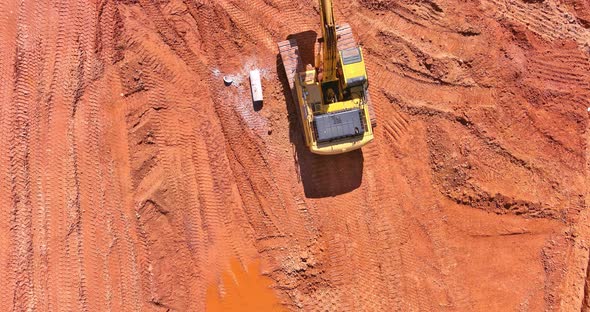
[{"x1": 0, "y1": 0, "x2": 589, "y2": 311}]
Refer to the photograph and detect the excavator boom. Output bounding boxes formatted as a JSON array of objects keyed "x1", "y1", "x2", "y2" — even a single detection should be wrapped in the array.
[{"x1": 319, "y1": 0, "x2": 338, "y2": 83}]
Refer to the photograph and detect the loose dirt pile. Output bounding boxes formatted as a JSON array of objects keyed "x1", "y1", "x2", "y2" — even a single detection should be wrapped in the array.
[{"x1": 1, "y1": 0, "x2": 589, "y2": 311}]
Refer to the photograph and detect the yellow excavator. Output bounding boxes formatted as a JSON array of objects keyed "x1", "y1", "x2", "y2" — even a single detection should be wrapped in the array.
[{"x1": 278, "y1": 0, "x2": 375, "y2": 155}]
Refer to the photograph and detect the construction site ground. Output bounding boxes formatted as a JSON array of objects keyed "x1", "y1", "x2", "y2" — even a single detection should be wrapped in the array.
[{"x1": 1, "y1": 0, "x2": 590, "y2": 311}]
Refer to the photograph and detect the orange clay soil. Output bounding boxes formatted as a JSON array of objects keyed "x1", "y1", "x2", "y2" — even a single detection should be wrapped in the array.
[
  {"x1": 1, "y1": 0, "x2": 590, "y2": 311},
  {"x1": 206, "y1": 259, "x2": 286, "y2": 312}
]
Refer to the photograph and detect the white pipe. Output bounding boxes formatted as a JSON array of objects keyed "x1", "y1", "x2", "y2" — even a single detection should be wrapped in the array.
[{"x1": 249, "y1": 69, "x2": 263, "y2": 103}]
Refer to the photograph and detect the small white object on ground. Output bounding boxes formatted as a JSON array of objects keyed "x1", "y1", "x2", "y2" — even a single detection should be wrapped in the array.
[
  {"x1": 223, "y1": 76, "x2": 233, "y2": 86},
  {"x1": 249, "y1": 69, "x2": 263, "y2": 103}
]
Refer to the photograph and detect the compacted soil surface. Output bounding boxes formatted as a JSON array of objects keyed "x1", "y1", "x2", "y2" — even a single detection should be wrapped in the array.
[{"x1": 1, "y1": 0, "x2": 590, "y2": 311}]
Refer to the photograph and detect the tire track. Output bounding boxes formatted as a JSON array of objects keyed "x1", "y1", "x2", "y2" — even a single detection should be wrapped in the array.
[
  {"x1": 362, "y1": 143, "x2": 423, "y2": 311},
  {"x1": 134, "y1": 84, "x2": 202, "y2": 310},
  {"x1": 371, "y1": 88, "x2": 410, "y2": 147},
  {"x1": 48, "y1": 0, "x2": 80, "y2": 308},
  {"x1": 135, "y1": 0, "x2": 208, "y2": 75},
  {"x1": 121, "y1": 26, "x2": 208, "y2": 306},
  {"x1": 527, "y1": 52, "x2": 590, "y2": 90},
  {"x1": 347, "y1": 0, "x2": 449, "y2": 31},
  {"x1": 69, "y1": 0, "x2": 104, "y2": 310},
  {"x1": 96, "y1": 9, "x2": 150, "y2": 310},
  {"x1": 215, "y1": 0, "x2": 275, "y2": 51},
  {"x1": 100, "y1": 100, "x2": 144, "y2": 311},
  {"x1": 67, "y1": 105, "x2": 89, "y2": 312},
  {"x1": 0, "y1": 0, "x2": 18, "y2": 309},
  {"x1": 230, "y1": 0, "x2": 317, "y2": 39},
  {"x1": 263, "y1": 136, "x2": 321, "y2": 263},
  {"x1": 113, "y1": 186, "x2": 143, "y2": 312},
  {"x1": 62, "y1": 1, "x2": 96, "y2": 308},
  {"x1": 9, "y1": 2, "x2": 37, "y2": 308},
  {"x1": 361, "y1": 162, "x2": 405, "y2": 310},
  {"x1": 189, "y1": 125, "x2": 236, "y2": 261},
  {"x1": 484, "y1": 0, "x2": 590, "y2": 46},
  {"x1": 581, "y1": 104, "x2": 590, "y2": 312},
  {"x1": 290, "y1": 153, "x2": 374, "y2": 310},
  {"x1": 126, "y1": 18, "x2": 228, "y2": 298},
  {"x1": 364, "y1": 61, "x2": 412, "y2": 147},
  {"x1": 26, "y1": 1, "x2": 54, "y2": 310},
  {"x1": 77, "y1": 80, "x2": 107, "y2": 311},
  {"x1": 120, "y1": 18, "x2": 210, "y2": 308},
  {"x1": 197, "y1": 117, "x2": 257, "y2": 265},
  {"x1": 95, "y1": 158, "x2": 114, "y2": 311},
  {"x1": 103, "y1": 69, "x2": 145, "y2": 311},
  {"x1": 394, "y1": 1, "x2": 446, "y2": 29},
  {"x1": 318, "y1": 185, "x2": 388, "y2": 310},
  {"x1": 193, "y1": 0, "x2": 295, "y2": 251}
]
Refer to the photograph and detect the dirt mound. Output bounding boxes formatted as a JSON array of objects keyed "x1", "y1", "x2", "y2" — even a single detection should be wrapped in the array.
[{"x1": 1, "y1": 0, "x2": 589, "y2": 311}]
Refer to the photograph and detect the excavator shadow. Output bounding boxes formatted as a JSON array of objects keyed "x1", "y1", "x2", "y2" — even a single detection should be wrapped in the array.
[{"x1": 277, "y1": 31, "x2": 364, "y2": 199}]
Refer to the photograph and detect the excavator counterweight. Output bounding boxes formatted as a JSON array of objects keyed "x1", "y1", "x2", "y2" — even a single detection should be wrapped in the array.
[{"x1": 278, "y1": 0, "x2": 375, "y2": 155}]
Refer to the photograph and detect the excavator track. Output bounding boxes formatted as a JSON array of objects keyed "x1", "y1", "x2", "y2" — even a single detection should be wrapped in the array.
[
  {"x1": 336, "y1": 23, "x2": 356, "y2": 50},
  {"x1": 278, "y1": 38, "x2": 304, "y2": 101}
]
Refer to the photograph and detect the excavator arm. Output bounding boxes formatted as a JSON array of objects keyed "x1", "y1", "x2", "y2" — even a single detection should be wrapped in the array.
[{"x1": 319, "y1": 0, "x2": 339, "y2": 83}]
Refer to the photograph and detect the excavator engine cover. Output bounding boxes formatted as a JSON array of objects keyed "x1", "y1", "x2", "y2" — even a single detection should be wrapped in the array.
[{"x1": 314, "y1": 109, "x2": 364, "y2": 142}]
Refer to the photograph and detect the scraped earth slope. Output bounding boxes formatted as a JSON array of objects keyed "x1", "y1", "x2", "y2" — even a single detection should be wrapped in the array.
[{"x1": 1, "y1": 0, "x2": 589, "y2": 311}]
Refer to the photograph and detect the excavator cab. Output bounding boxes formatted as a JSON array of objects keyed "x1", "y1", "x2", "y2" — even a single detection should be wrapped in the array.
[
  {"x1": 340, "y1": 47, "x2": 368, "y2": 94},
  {"x1": 322, "y1": 81, "x2": 340, "y2": 104}
]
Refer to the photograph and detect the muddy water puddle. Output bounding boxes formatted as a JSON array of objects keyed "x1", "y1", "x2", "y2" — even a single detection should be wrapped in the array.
[{"x1": 206, "y1": 259, "x2": 285, "y2": 311}]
